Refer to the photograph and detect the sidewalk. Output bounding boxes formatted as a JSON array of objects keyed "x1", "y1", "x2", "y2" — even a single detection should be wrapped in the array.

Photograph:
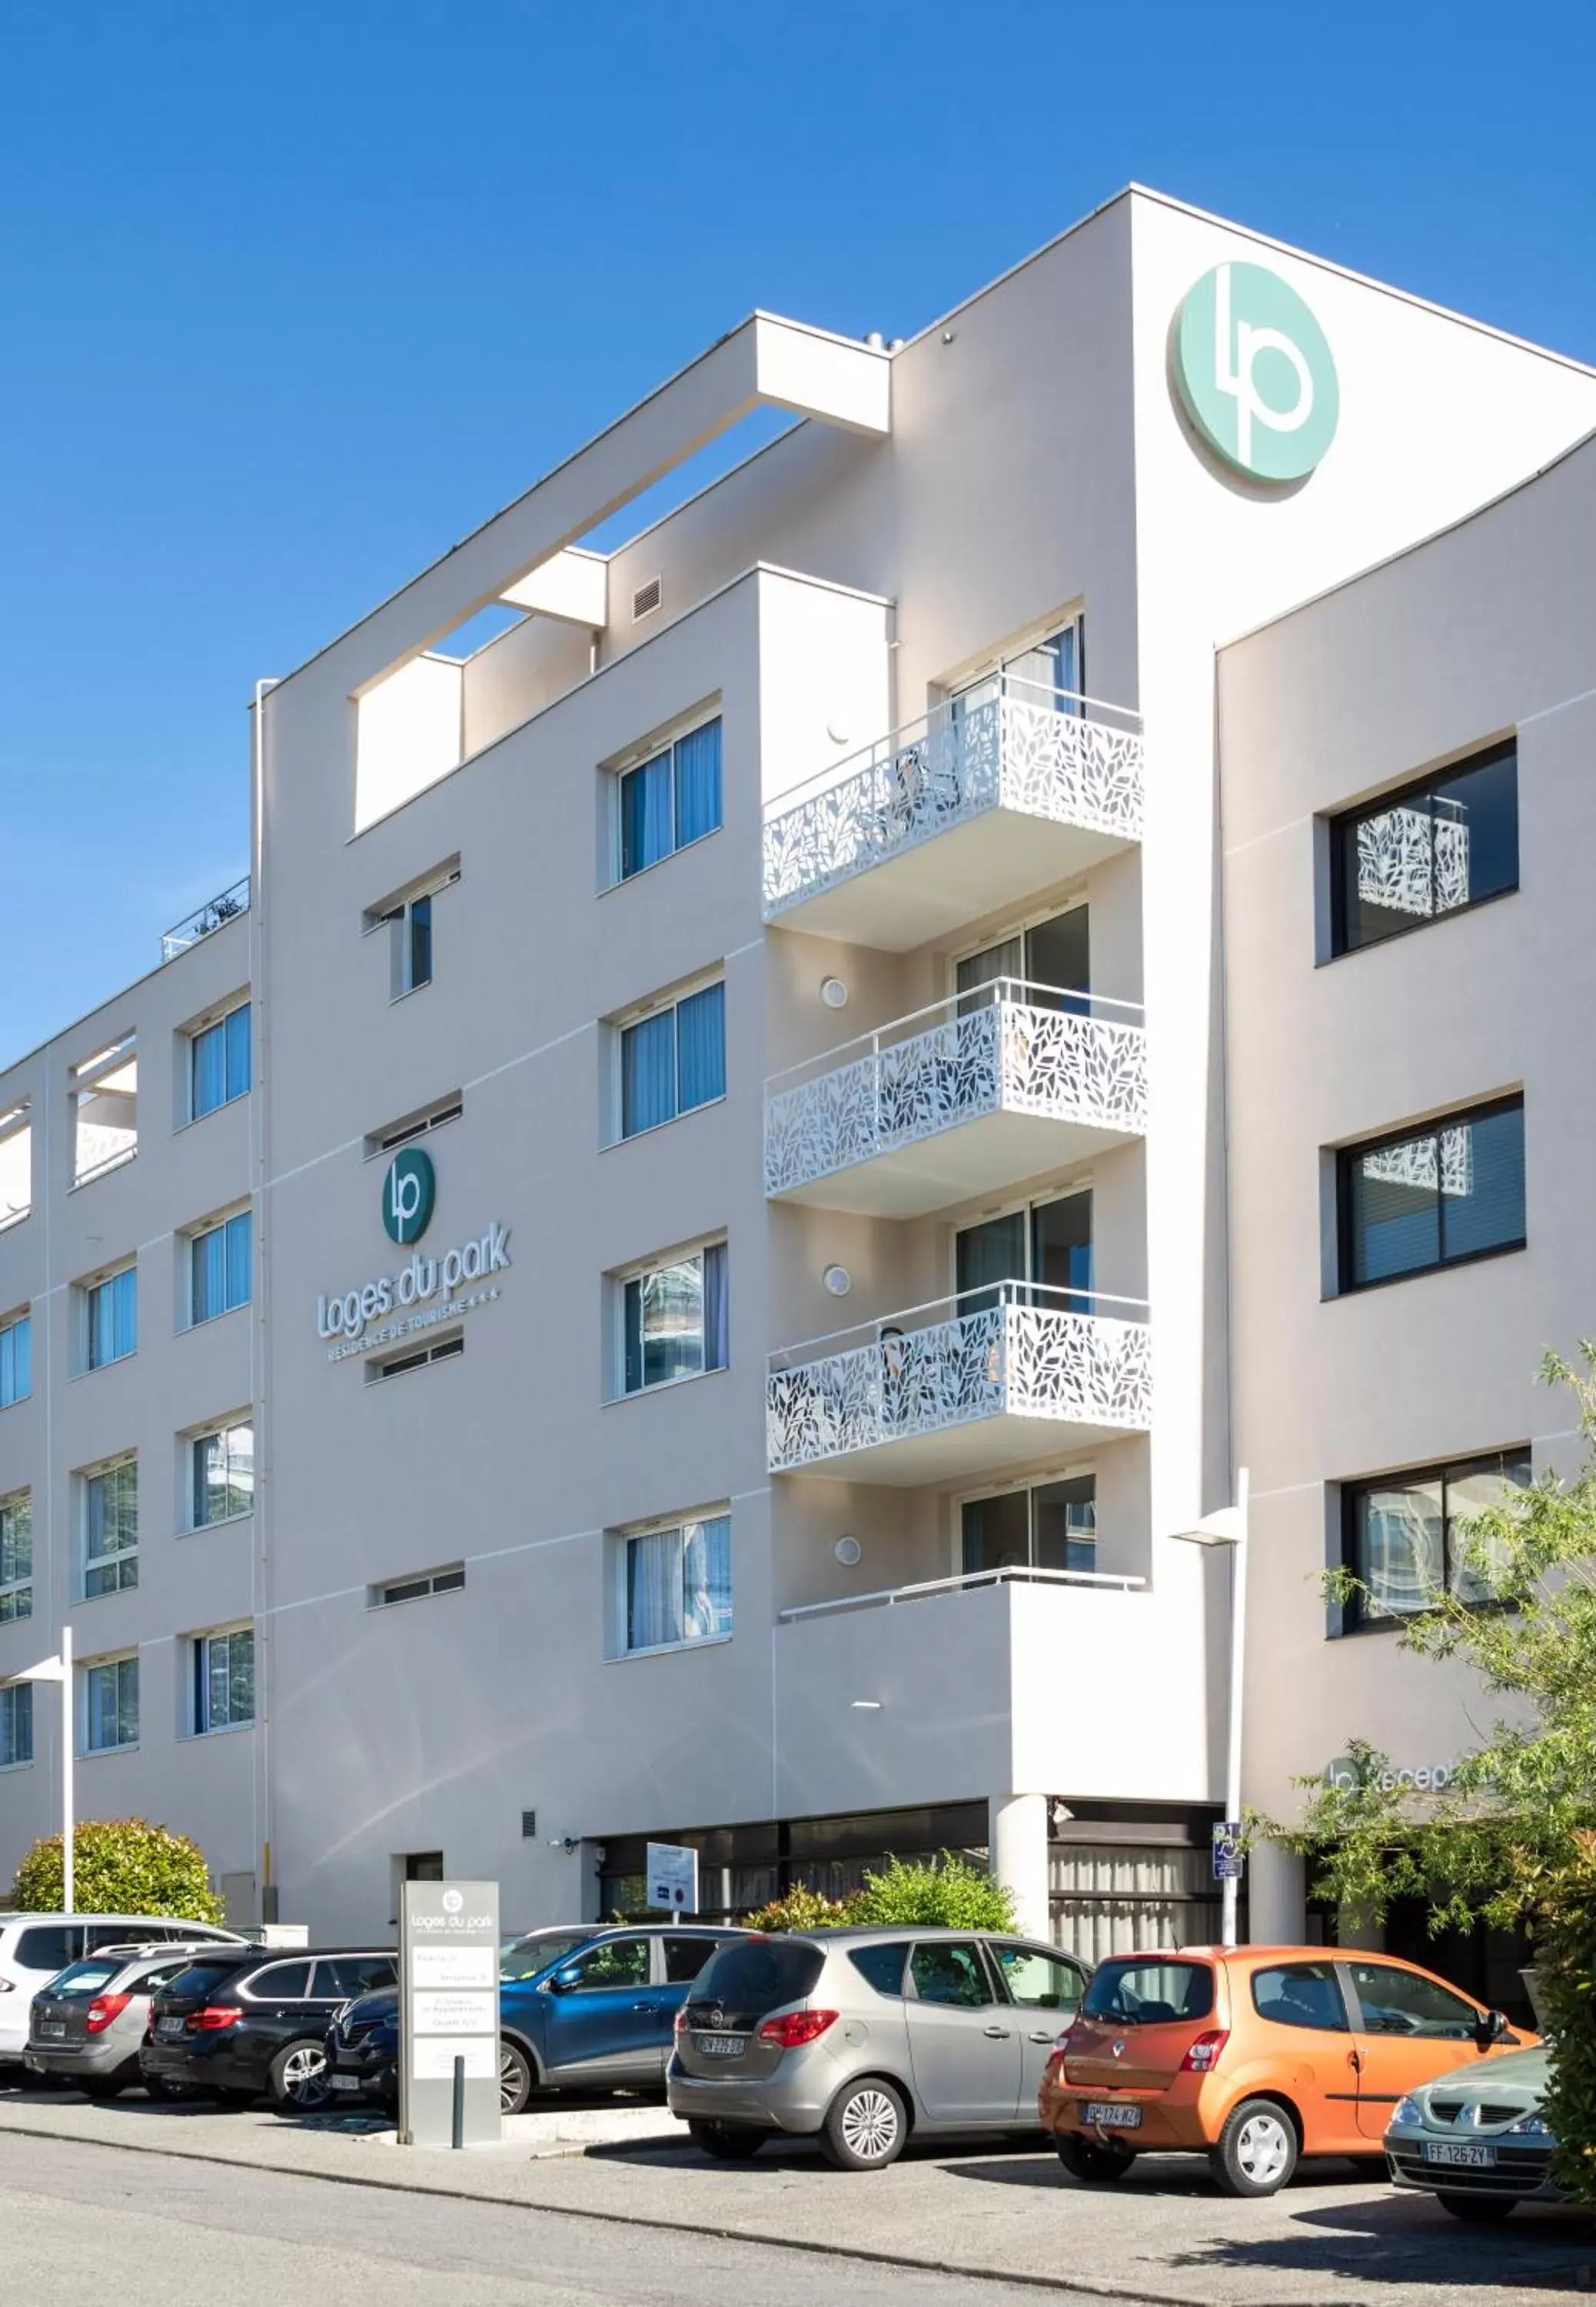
[{"x1": 0, "y1": 2088, "x2": 1591, "y2": 2306}]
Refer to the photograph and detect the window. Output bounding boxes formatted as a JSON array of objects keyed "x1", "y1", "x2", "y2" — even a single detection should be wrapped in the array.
[
  {"x1": 84, "y1": 1267, "x2": 137, "y2": 1370},
  {"x1": 367, "y1": 1333, "x2": 464, "y2": 1383},
  {"x1": 1346, "y1": 1960, "x2": 1482, "y2": 2040},
  {"x1": 193, "y1": 1628, "x2": 254, "y2": 1733},
  {"x1": 663, "y1": 1936, "x2": 720, "y2": 1985},
  {"x1": 16, "y1": 1925, "x2": 82, "y2": 1972},
  {"x1": 563, "y1": 1936, "x2": 650, "y2": 1989},
  {"x1": 618, "y1": 980, "x2": 724, "y2": 1139},
  {"x1": 953, "y1": 618, "x2": 1085, "y2": 716},
  {"x1": 83, "y1": 1460, "x2": 138, "y2": 1596},
  {"x1": 246, "y1": 1960, "x2": 311, "y2": 1999},
  {"x1": 962, "y1": 1475, "x2": 1096, "y2": 1578},
  {"x1": 0, "y1": 1310, "x2": 32, "y2": 1408},
  {"x1": 402, "y1": 1853, "x2": 444, "y2": 1883},
  {"x1": 0, "y1": 1105, "x2": 30, "y2": 1230},
  {"x1": 190, "y1": 1210, "x2": 251, "y2": 1325},
  {"x1": 190, "y1": 1419, "x2": 254, "y2": 1529},
  {"x1": 374, "y1": 1563, "x2": 465, "y2": 1608},
  {"x1": 189, "y1": 1004, "x2": 251, "y2": 1120},
  {"x1": 849, "y1": 1942, "x2": 910, "y2": 1998},
  {"x1": 991, "y1": 1945, "x2": 1086, "y2": 2013},
  {"x1": 85, "y1": 1656, "x2": 139, "y2": 1752},
  {"x1": 620, "y1": 1242, "x2": 727, "y2": 1394},
  {"x1": 956, "y1": 903, "x2": 1091, "y2": 1014},
  {"x1": 317, "y1": 1956, "x2": 396, "y2": 1998},
  {"x1": 956, "y1": 1190, "x2": 1093, "y2": 1314},
  {"x1": 1332, "y1": 742, "x2": 1518, "y2": 955},
  {"x1": 71, "y1": 1034, "x2": 138, "y2": 1185},
  {"x1": 617, "y1": 717, "x2": 723, "y2": 881},
  {"x1": 0, "y1": 1683, "x2": 32, "y2": 1769},
  {"x1": 909, "y1": 1941, "x2": 993, "y2": 2008},
  {"x1": 1342, "y1": 1450, "x2": 1529, "y2": 1628},
  {"x1": 366, "y1": 863, "x2": 459, "y2": 1000},
  {"x1": 1338, "y1": 1098, "x2": 1525, "y2": 1290},
  {"x1": 1081, "y1": 1959, "x2": 1215, "y2": 2023},
  {"x1": 622, "y1": 1513, "x2": 731, "y2": 1654},
  {"x1": 364, "y1": 1094, "x2": 463, "y2": 1159},
  {"x1": 1251, "y1": 1960, "x2": 1349, "y2": 2032},
  {"x1": 0, "y1": 1492, "x2": 32, "y2": 1623}
]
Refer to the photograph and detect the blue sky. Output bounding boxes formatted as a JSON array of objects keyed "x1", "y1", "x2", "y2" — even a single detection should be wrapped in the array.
[{"x1": 3, "y1": 0, "x2": 1593, "y2": 1060}]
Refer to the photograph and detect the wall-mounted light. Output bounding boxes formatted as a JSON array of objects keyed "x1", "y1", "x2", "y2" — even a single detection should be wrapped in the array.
[
  {"x1": 820, "y1": 977, "x2": 849, "y2": 1010},
  {"x1": 823, "y1": 1264, "x2": 851, "y2": 1297},
  {"x1": 834, "y1": 1535, "x2": 861, "y2": 1568},
  {"x1": 546, "y1": 1835, "x2": 580, "y2": 1855}
]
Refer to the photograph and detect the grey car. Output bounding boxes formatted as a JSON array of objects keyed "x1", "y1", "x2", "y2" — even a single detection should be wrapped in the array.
[
  {"x1": 27, "y1": 1941, "x2": 231, "y2": 2099},
  {"x1": 1385, "y1": 2045, "x2": 1560, "y2": 2219},
  {"x1": 667, "y1": 1926, "x2": 1089, "y2": 2169}
]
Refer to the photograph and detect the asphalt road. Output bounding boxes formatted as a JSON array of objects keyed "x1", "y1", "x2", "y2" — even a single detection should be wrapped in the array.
[{"x1": 0, "y1": 2128, "x2": 1145, "y2": 2306}]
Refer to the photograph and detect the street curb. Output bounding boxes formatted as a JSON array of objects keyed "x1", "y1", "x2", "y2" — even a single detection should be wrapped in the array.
[{"x1": 0, "y1": 2112, "x2": 1358, "y2": 2307}]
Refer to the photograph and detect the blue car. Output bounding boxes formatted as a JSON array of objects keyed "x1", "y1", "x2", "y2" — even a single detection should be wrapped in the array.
[{"x1": 325, "y1": 1922, "x2": 749, "y2": 2115}]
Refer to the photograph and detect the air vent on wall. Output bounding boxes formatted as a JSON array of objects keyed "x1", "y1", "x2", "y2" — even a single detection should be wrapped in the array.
[{"x1": 631, "y1": 574, "x2": 663, "y2": 622}]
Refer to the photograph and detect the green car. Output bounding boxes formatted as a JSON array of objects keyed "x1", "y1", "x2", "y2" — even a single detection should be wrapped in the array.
[{"x1": 1385, "y1": 2046, "x2": 1559, "y2": 2219}]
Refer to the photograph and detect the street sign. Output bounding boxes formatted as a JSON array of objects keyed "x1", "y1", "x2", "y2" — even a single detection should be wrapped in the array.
[
  {"x1": 399, "y1": 1879, "x2": 501, "y2": 2149},
  {"x1": 646, "y1": 1841, "x2": 699, "y2": 1913},
  {"x1": 1211, "y1": 1823, "x2": 1245, "y2": 1883}
]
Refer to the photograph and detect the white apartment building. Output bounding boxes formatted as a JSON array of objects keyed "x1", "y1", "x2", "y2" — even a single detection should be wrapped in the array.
[{"x1": 2, "y1": 186, "x2": 1594, "y2": 1982}]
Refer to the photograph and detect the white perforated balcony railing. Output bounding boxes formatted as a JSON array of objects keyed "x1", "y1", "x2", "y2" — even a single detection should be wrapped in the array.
[
  {"x1": 766, "y1": 1279, "x2": 1152, "y2": 1484},
  {"x1": 764, "y1": 980, "x2": 1146, "y2": 1216},
  {"x1": 762, "y1": 676, "x2": 1143, "y2": 947}
]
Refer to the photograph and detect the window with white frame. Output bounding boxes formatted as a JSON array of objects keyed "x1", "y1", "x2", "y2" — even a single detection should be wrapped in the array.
[
  {"x1": 619, "y1": 1241, "x2": 727, "y2": 1395},
  {"x1": 365, "y1": 861, "x2": 460, "y2": 1000},
  {"x1": 615, "y1": 717, "x2": 723, "y2": 881},
  {"x1": 83, "y1": 1458, "x2": 138, "y2": 1596},
  {"x1": 0, "y1": 1682, "x2": 32, "y2": 1768},
  {"x1": 618, "y1": 1511, "x2": 732, "y2": 1656},
  {"x1": 82, "y1": 1266, "x2": 137, "y2": 1371},
  {"x1": 0, "y1": 1104, "x2": 30, "y2": 1230},
  {"x1": 188, "y1": 1419, "x2": 254, "y2": 1530},
  {"x1": 85, "y1": 1655, "x2": 138, "y2": 1752},
  {"x1": 189, "y1": 1002, "x2": 251, "y2": 1120},
  {"x1": 0, "y1": 1310, "x2": 30, "y2": 1409},
  {"x1": 0, "y1": 1491, "x2": 32, "y2": 1624},
  {"x1": 192, "y1": 1627, "x2": 254, "y2": 1733},
  {"x1": 189, "y1": 1210, "x2": 251, "y2": 1326},
  {"x1": 616, "y1": 979, "x2": 724, "y2": 1141}
]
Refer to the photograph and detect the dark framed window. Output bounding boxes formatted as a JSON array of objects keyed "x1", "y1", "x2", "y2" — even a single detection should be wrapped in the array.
[
  {"x1": 1341, "y1": 1450, "x2": 1530, "y2": 1629},
  {"x1": 1337, "y1": 1097, "x2": 1525, "y2": 1292},
  {"x1": 1330, "y1": 741, "x2": 1518, "y2": 956}
]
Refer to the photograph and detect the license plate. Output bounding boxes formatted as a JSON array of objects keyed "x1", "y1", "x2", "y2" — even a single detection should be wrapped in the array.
[
  {"x1": 1423, "y1": 2141, "x2": 1496, "y2": 2167},
  {"x1": 38, "y1": 2022, "x2": 66, "y2": 2039},
  {"x1": 157, "y1": 2016, "x2": 185, "y2": 2039},
  {"x1": 1084, "y1": 2100, "x2": 1142, "y2": 2130},
  {"x1": 328, "y1": 2075, "x2": 364, "y2": 2092},
  {"x1": 696, "y1": 2035, "x2": 748, "y2": 2058}
]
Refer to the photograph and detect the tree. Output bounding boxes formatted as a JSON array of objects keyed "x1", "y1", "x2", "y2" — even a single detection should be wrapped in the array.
[
  {"x1": 1277, "y1": 1347, "x2": 1596, "y2": 2203},
  {"x1": 12, "y1": 1818, "x2": 224, "y2": 1924}
]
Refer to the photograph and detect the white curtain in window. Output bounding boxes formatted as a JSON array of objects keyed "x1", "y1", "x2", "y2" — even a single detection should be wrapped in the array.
[{"x1": 627, "y1": 1530, "x2": 682, "y2": 1650}]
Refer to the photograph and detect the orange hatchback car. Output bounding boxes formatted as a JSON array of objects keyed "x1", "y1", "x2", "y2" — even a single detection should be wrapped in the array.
[{"x1": 1039, "y1": 1946, "x2": 1533, "y2": 2197}]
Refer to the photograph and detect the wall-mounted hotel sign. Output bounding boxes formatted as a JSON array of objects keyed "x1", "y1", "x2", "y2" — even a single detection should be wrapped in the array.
[{"x1": 315, "y1": 1148, "x2": 511, "y2": 1363}]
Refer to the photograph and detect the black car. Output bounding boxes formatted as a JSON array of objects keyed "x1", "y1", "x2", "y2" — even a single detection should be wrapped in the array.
[
  {"x1": 324, "y1": 1987, "x2": 399, "y2": 2111},
  {"x1": 141, "y1": 1948, "x2": 396, "y2": 2112}
]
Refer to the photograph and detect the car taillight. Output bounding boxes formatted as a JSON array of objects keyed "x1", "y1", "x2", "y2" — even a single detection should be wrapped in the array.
[
  {"x1": 673, "y1": 2008, "x2": 691, "y2": 2035},
  {"x1": 756, "y1": 2009, "x2": 839, "y2": 2049},
  {"x1": 187, "y1": 2006, "x2": 243, "y2": 2031},
  {"x1": 85, "y1": 1994, "x2": 131, "y2": 2035},
  {"x1": 1180, "y1": 2029, "x2": 1230, "y2": 2073}
]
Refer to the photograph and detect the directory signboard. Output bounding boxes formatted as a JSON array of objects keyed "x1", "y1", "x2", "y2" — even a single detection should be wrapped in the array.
[
  {"x1": 646, "y1": 1842, "x2": 699, "y2": 1913},
  {"x1": 398, "y1": 1879, "x2": 501, "y2": 2149}
]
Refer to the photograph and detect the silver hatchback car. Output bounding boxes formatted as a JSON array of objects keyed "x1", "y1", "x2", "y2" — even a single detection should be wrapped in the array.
[
  {"x1": 27, "y1": 1941, "x2": 235, "y2": 2099},
  {"x1": 667, "y1": 1926, "x2": 1089, "y2": 2169}
]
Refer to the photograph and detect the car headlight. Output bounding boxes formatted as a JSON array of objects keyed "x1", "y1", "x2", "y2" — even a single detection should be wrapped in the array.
[
  {"x1": 1505, "y1": 2112, "x2": 1553, "y2": 2138},
  {"x1": 1388, "y1": 2096, "x2": 1424, "y2": 2130}
]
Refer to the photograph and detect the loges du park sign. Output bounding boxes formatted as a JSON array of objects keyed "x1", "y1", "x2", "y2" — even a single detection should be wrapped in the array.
[{"x1": 316, "y1": 1145, "x2": 511, "y2": 1363}]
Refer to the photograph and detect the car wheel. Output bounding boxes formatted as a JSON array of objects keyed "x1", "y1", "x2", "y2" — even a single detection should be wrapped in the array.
[
  {"x1": 1436, "y1": 2192, "x2": 1517, "y2": 2221},
  {"x1": 820, "y1": 2077, "x2": 907, "y2": 2171},
  {"x1": 500, "y1": 2039, "x2": 534, "y2": 2117},
  {"x1": 687, "y1": 2119, "x2": 766, "y2": 2160},
  {"x1": 268, "y1": 2039, "x2": 333, "y2": 2114},
  {"x1": 1209, "y1": 2099, "x2": 1298, "y2": 2197},
  {"x1": 1056, "y1": 2133, "x2": 1135, "y2": 2182},
  {"x1": 148, "y1": 2077, "x2": 195, "y2": 2104}
]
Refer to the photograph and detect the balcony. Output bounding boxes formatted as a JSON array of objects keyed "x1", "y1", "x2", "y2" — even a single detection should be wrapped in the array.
[
  {"x1": 767, "y1": 1280, "x2": 1151, "y2": 1484},
  {"x1": 762, "y1": 677, "x2": 1143, "y2": 948},
  {"x1": 765, "y1": 981, "x2": 1146, "y2": 1216},
  {"x1": 161, "y1": 877, "x2": 251, "y2": 963}
]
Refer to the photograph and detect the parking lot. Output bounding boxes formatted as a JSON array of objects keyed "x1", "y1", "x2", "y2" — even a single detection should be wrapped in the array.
[{"x1": 1, "y1": 2080, "x2": 1591, "y2": 2305}]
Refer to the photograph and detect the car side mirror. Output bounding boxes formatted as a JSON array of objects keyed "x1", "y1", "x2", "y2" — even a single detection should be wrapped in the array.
[
  {"x1": 546, "y1": 1966, "x2": 580, "y2": 1995},
  {"x1": 1474, "y1": 2007, "x2": 1508, "y2": 2050}
]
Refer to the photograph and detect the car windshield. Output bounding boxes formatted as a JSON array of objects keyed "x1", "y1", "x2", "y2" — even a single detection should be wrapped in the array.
[
  {"x1": 689, "y1": 1937, "x2": 825, "y2": 2012},
  {"x1": 1082, "y1": 1959, "x2": 1215, "y2": 2025},
  {"x1": 42, "y1": 1958, "x2": 124, "y2": 1999},
  {"x1": 499, "y1": 1931, "x2": 590, "y2": 1982}
]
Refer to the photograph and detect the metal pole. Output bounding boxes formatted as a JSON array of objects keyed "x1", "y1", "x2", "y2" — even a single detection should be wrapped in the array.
[
  {"x1": 451, "y1": 2054, "x2": 465, "y2": 2151},
  {"x1": 1221, "y1": 1469, "x2": 1249, "y2": 1949},
  {"x1": 61, "y1": 1624, "x2": 74, "y2": 1916}
]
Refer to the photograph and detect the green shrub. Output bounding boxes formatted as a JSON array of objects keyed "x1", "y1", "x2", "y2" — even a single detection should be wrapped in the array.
[
  {"x1": 1527, "y1": 1832, "x2": 1596, "y2": 2205},
  {"x1": 12, "y1": 1819, "x2": 224, "y2": 1923},
  {"x1": 741, "y1": 1884, "x2": 853, "y2": 1933},
  {"x1": 847, "y1": 1851, "x2": 1017, "y2": 1932}
]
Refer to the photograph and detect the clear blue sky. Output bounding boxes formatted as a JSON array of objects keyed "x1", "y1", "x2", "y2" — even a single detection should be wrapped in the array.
[{"x1": 4, "y1": 0, "x2": 1593, "y2": 1060}]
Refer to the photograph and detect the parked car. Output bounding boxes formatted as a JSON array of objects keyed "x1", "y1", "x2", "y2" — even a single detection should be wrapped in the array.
[
  {"x1": 0, "y1": 1914, "x2": 245, "y2": 2072},
  {"x1": 26, "y1": 1942, "x2": 230, "y2": 2099},
  {"x1": 668, "y1": 1926, "x2": 1089, "y2": 2168},
  {"x1": 1385, "y1": 2044, "x2": 1559, "y2": 2219},
  {"x1": 324, "y1": 1987, "x2": 400, "y2": 2112},
  {"x1": 140, "y1": 1947, "x2": 397, "y2": 2112},
  {"x1": 1039, "y1": 1946, "x2": 1533, "y2": 2197}
]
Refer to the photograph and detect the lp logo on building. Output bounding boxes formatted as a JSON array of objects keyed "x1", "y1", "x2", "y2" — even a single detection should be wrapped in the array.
[
  {"x1": 382, "y1": 1146, "x2": 436, "y2": 1246},
  {"x1": 1175, "y1": 261, "x2": 1338, "y2": 482}
]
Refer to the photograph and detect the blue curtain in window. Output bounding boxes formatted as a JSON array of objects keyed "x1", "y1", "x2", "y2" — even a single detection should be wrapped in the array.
[
  {"x1": 673, "y1": 721, "x2": 722, "y2": 849},
  {"x1": 95, "y1": 1270, "x2": 136, "y2": 1362},
  {"x1": 225, "y1": 1005, "x2": 251, "y2": 1099},
  {"x1": 192, "y1": 1021, "x2": 226, "y2": 1118},
  {"x1": 676, "y1": 983, "x2": 725, "y2": 1113},
  {"x1": 621, "y1": 1011, "x2": 677, "y2": 1137},
  {"x1": 195, "y1": 1227, "x2": 226, "y2": 1323},
  {"x1": 703, "y1": 1242, "x2": 729, "y2": 1371},
  {"x1": 0, "y1": 1316, "x2": 27, "y2": 1407},
  {"x1": 621, "y1": 754, "x2": 673, "y2": 878},
  {"x1": 225, "y1": 1212, "x2": 252, "y2": 1310}
]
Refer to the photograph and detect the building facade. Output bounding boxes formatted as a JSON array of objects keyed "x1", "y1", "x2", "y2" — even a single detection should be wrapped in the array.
[{"x1": 2, "y1": 186, "x2": 1594, "y2": 1965}]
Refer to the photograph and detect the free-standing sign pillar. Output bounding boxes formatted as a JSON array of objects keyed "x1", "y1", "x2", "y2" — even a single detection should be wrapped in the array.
[{"x1": 398, "y1": 1879, "x2": 501, "y2": 2149}]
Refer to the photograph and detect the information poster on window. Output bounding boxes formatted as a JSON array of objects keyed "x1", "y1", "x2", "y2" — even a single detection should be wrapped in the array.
[{"x1": 399, "y1": 1879, "x2": 500, "y2": 2149}]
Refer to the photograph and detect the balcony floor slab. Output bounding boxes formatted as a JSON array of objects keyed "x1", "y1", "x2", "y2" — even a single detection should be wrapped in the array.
[{"x1": 772, "y1": 1103, "x2": 1138, "y2": 1217}]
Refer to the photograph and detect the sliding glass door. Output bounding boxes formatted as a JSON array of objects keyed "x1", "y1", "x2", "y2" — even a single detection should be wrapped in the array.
[
  {"x1": 956, "y1": 904, "x2": 1089, "y2": 1015},
  {"x1": 955, "y1": 1190, "x2": 1093, "y2": 1318}
]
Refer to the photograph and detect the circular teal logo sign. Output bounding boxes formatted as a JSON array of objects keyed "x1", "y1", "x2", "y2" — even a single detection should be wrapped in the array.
[
  {"x1": 382, "y1": 1146, "x2": 436, "y2": 1245},
  {"x1": 1174, "y1": 261, "x2": 1339, "y2": 482}
]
